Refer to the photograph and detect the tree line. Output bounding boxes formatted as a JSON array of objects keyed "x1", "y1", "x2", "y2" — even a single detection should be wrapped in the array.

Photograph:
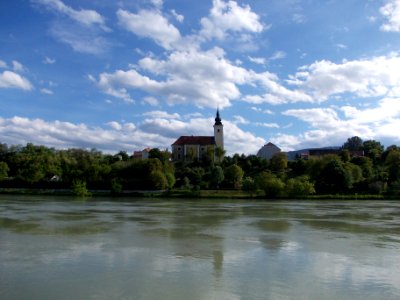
[{"x1": 0, "y1": 136, "x2": 399, "y2": 197}]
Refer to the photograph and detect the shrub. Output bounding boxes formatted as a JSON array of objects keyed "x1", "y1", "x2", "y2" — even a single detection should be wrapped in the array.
[{"x1": 71, "y1": 180, "x2": 91, "y2": 197}]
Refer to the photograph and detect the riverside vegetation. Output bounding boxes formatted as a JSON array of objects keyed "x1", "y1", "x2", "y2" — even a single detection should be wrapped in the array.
[{"x1": 0, "y1": 136, "x2": 399, "y2": 198}]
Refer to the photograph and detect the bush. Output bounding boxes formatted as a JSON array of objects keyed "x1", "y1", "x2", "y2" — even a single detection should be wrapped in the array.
[
  {"x1": 285, "y1": 176, "x2": 315, "y2": 197},
  {"x1": 256, "y1": 172, "x2": 285, "y2": 198},
  {"x1": 71, "y1": 180, "x2": 91, "y2": 197},
  {"x1": 111, "y1": 179, "x2": 123, "y2": 194},
  {"x1": 242, "y1": 177, "x2": 257, "y2": 197}
]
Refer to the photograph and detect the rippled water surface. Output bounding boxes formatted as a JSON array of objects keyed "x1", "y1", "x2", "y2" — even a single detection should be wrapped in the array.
[{"x1": 1, "y1": 195, "x2": 400, "y2": 299}]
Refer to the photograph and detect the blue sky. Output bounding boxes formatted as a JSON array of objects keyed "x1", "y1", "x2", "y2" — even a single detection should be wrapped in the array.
[{"x1": 1, "y1": 0, "x2": 400, "y2": 155}]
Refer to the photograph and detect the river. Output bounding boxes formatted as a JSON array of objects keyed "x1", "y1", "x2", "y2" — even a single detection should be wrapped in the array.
[{"x1": 1, "y1": 195, "x2": 400, "y2": 299}]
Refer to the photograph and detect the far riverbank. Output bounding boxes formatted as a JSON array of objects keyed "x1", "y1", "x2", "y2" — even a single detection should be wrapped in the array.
[{"x1": 1, "y1": 187, "x2": 396, "y2": 200}]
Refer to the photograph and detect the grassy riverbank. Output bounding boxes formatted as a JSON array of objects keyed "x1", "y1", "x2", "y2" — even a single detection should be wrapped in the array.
[{"x1": 1, "y1": 187, "x2": 396, "y2": 200}]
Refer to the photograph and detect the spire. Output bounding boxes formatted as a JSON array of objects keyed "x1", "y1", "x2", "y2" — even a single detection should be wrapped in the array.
[{"x1": 214, "y1": 108, "x2": 222, "y2": 126}]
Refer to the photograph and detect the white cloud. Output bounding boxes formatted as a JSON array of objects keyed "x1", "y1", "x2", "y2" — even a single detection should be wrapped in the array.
[
  {"x1": 283, "y1": 107, "x2": 344, "y2": 130},
  {"x1": 271, "y1": 133, "x2": 302, "y2": 151},
  {"x1": 96, "y1": 69, "x2": 156, "y2": 103},
  {"x1": 255, "y1": 122, "x2": 280, "y2": 128},
  {"x1": 380, "y1": 0, "x2": 400, "y2": 32},
  {"x1": 232, "y1": 115, "x2": 249, "y2": 124},
  {"x1": 0, "y1": 60, "x2": 7, "y2": 68},
  {"x1": 292, "y1": 13, "x2": 306, "y2": 24},
  {"x1": 143, "y1": 110, "x2": 180, "y2": 119},
  {"x1": 224, "y1": 121, "x2": 265, "y2": 155},
  {"x1": 171, "y1": 9, "x2": 184, "y2": 23},
  {"x1": 0, "y1": 113, "x2": 266, "y2": 155},
  {"x1": 0, "y1": 71, "x2": 33, "y2": 90},
  {"x1": 288, "y1": 54, "x2": 400, "y2": 102},
  {"x1": 184, "y1": 112, "x2": 203, "y2": 119},
  {"x1": 0, "y1": 116, "x2": 170, "y2": 153},
  {"x1": 40, "y1": 88, "x2": 53, "y2": 95},
  {"x1": 150, "y1": 0, "x2": 163, "y2": 9},
  {"x1": 199, "y1": 0, "x2": 264, "y2": 40},
  {"x1": 142, "y1": 96, "x2": 159, "y2": 106},
  {"x1": 96, "y1": 44, "x2": 315, "y2": 107},
  {"x1": 248, "y1": 56, "x2": 266, "y2": 65},
  {"x1": 270, "y1": 51, "x2": 286, "y2": 60},
  {"x1": 43, "y1": 57, "x2": 56, "y2": 64},
  {"x1": 117, "y1": 9, "x2": 181, "y2": 50},
  {"x1": 106, "y1": 121, "x2": 122, "y2": 130},
  {"x1": 96, "y1": 48, "x2": 248, "y2": 108},
  {"x1": 12, "y1": 60, "x2": 24, "y2": 72},
  {"x1": 32, "y1": 0, "x2": 111, "y2": 54},
  {"x1": 251, "y1": 107, "x2": 274, "y2": 114},
  {"x1": 49, "y1": 22, "x2": 112, "y2": 55},
  {"x1": 335, "y1": 43, "x2": 347, "y2": 49},
  {"x1": 32, "y1": 0, "x2": 109, "y2": 31},
  {"x1": 276, "y1": 98, "x2": 400, "y2": 150},
  {"x1": 244, "y1": 71, "x2": 313, "y2": 105}
]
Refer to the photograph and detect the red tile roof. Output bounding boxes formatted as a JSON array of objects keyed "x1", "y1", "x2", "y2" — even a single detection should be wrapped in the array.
[{"x1": 172, "y1": 136, "x2": 215, "y2": 146}]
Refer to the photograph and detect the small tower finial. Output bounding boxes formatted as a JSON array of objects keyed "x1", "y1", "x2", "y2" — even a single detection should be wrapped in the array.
[{"x1": 215, "y1": 108, "x2": 222, "y2": 125}]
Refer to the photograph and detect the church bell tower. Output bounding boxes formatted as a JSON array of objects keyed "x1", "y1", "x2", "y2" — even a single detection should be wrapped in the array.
[{"x1": 213, "y1": 109, "x2": 224, "y2": 150}]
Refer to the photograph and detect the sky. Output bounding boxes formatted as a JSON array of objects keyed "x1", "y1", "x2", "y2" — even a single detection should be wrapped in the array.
[{"x1": 1, "y1": 0, "x2": 400, "y2": 155}]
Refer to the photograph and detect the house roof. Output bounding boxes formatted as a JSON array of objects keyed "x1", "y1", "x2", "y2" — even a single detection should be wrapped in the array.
[{"x1": 172, "y1": 136, "x2": 215, "y2": 146}]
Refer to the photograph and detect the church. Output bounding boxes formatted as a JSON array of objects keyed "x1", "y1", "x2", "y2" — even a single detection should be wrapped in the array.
[{"x1": 171, "y1": 110, "x2": 224, "y2": 161}]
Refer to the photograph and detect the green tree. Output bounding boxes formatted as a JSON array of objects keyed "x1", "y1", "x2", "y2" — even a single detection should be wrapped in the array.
[
  {"x1": 351, "y1": 156, "x2": 374, "y2": 182},
  {"x1": 224, "y1": 164, "x2": 244, "y2": 189},
  {"x1": 256, "y1": 171, "x2": 285, "y2": 198},
  {"x1": 242, "y1": 176, "x2": 258, "y2": 197},
  {"x1": 363, "y1": 140, "x2": 384, "y2": 163},
  {"x1": 345, "y1": 162, "x2": 363, "y2": 185},
  {"x1": 339, "y1": 149, "x2": 351, "y2": 162},
  {"x1": 270, "y1": 152, "x2": 288, "y2": 173},
  {"x1": 110, "y1": 178, "x2": 123, "y2": 194},
  {"x1": 385, "y1": 149, "x2": 400, "y2": 184},
  {"x1": 317, "y1": 158, "x2": 352, "y2": 193},
  {"x1": 215, "y1": 147, "x2": 226, "y2": 163},
  {"x1": 116, "y1": 151, "x2": 129, "y2": 161},
  {"x1": 343, "y1": 136, "x2": 363, "y2": 151},
  {"x1": 285, "y1": 176, "x2": 315, "y2": 197},
  {"x1": 13, "y1": 143, "x2": 61, "y2": 184},
  {"x1": 210, "y1": 166, "x2": 224, "y2": 188},
  {"x1": 165, "y1": 172, "x2": 176, "y2": 190},
  {"x1": 149, "y1": 170, "x2": 168, "y2": 190},
  {"x1": 149, "y1": 148, "x2": 171, "y2": 163},
  {"x1": 0, "y1": 161, "x2": 9, "y2": 180}
]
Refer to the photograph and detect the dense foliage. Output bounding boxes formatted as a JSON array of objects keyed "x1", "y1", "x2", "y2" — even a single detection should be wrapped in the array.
[
  {"x1": 0, "y1": 143, "x2": 174, "y2": 192},
  {"x1": 0, "y1": 136, "x2": 399, "y2": 197}
]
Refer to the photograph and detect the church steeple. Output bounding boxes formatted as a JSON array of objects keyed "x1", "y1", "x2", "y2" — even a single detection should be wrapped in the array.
[
  {"x1": 214, "y1": 108, "x2": 222, "y2": 126},
  {"x1": 213, "y1": 108, "x2": 224, "y2": 152}
]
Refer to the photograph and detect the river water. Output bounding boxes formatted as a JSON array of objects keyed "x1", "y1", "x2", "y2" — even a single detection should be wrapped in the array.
[{"x1": 1, "y1": 195, "x2": 400, "y2": 300}]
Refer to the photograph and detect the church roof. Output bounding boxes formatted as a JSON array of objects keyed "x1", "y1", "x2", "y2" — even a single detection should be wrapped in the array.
[
  {"x1": 172, "y1": 136, "x2": 215, "y2": 146},
  {"x1": 266, "y1": 142, "x2": 279, "y2": 148}
]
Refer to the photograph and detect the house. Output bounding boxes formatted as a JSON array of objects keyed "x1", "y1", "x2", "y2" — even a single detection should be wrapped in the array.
[
  {"x1": 256, "y1": 142, "x2": 281, "y2": 160},
  {"x1": 133, "y1": 147, "x2": 151, "y2": 160},
  {"x1": 171, "y1": 110, "x2": 224, "y2": 161}
]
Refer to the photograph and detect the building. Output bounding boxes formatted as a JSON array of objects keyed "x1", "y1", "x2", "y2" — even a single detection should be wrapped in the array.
[
  {"x1": 286, "y1": 147, "x2": 364, "y2": 160},
  {"x1": 133, "y1": 147, "x2": 151, "y2": 160},
  {"x1": 256, "y1": 142, "x2": 281, "y2": 160},
  {"x1": 171, "y1": 110, "x2": 224, "y2": 161}
]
